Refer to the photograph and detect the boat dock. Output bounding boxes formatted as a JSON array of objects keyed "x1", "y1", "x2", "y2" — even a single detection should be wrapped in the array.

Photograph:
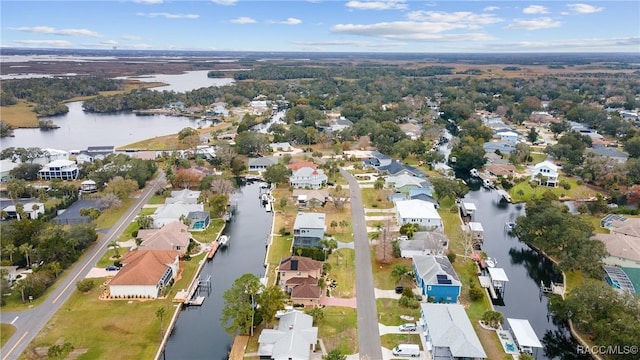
[
  {"x1": 173, "y1": 275, "x2": 212, "y2": 306},
  {"x1": 207, "y1": 241, "x2": 220, "y2": 260}
]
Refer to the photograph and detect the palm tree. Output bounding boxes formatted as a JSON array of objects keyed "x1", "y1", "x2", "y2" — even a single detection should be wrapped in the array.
[
  {"x1": 155, "y1": 306, "x2": 167, "y2": 338},
  {"x1": 19, "y1": 243, "x2": 33, "y2": 268},
  {"x1": 306, "y1": 307, "x2": 325, "y2": 326},
  {"x1": 330, "y1": 220, "x2": 338, "y2": 234},
  {"x1": 338, "y1": 220, "x2": 349, "y2": 234},
  {"x1": 109, "y1": 240, "x2": 121, "y2": 259},
  {"x1": 391, "y1": 264, "x2": 411, "y2": 284},
  {"x1": 3, "y1": 244, "x2": 17, "y2": 264}
]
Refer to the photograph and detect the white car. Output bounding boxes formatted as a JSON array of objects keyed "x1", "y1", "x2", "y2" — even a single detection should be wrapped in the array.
[{"x1": 399, "y1": 323, "x2": 417, "y2": 332}]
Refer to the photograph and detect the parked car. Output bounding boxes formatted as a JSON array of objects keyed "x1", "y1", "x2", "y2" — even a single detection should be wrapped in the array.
[
  {"x1": 106, "y1": 265, "x2": 120, "y2": 271},
  {"x1": 395, "y1": 285, "x2": 404, "y2": 294},
  {"x1": 399, "y1": 323, "x2": 417, "y2": 332}
]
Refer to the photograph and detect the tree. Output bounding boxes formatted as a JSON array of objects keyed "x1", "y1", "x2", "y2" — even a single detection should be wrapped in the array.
[
  {"x1": 177, "y1": 127, "x2": 198, "y2": 140},
  {"x1": 136, "y1": 214, "x2": 154, "y2": 229},
  {"x1": 624, "y1": 135, "x2": 640, "y2": 158},
  {"x1": 208, "y1": 193, "x2": 229, "y2": 217},
  {"x1": 549, "y1": 120, "x2": 570, "y2": 139},
  {"x1": 329, "y1": 185, "x2": 349, "y2": 210},
  {"x1": 3, "y1": 243, "x2": 17, "y2": 264},
  {"x1": 19, "y1": 243, "x2": 33, "y2": 268},
  {"x1": 96, "y1": 193, "x2": 122, "y2": 210},
  {"x1": 481, "y1": 310, "x2": 504, "y2": 329},
  {"x1": 235, "y1": 131, "x2": 269, "y2": 156},
  {"x1": 306, "y1": 307, "x2": 325, "y2": 326},
  {"x1": 221, "y1": 273, "x2": 263, "y2": 336},
  {"x1": 105, "y1": 176, "x2": 139, "y2": 199},
  {"x1": 256, "y1": 285, "x2": 286, "y2": 328},
  {"x1": 155, "y1": 306, "x2": 167, "y2": 339},
  {"x1": 391, "y1": 264, "x2": 411, "y2": 284},
  {"x1": 399, "y1": 223, "x2": 418, "y2": 238},
  {"x1": 527, "y1": 127, "x2": 539, "y2": 143},
  {"x1": 210, "y1": 178, "x2": 236, "y2": 195},
  {"x1": 320, "y1": 238, "x2": 338, "y2": 261},
  {"x1": 79, "y1": 207, "x2": 101, "y2": 220},
  {"x1": 172, "y1": 168, "x2": 201, "y2": 189},
  {"x1": 323, "y1": 350, "x2": 346, "y2": 360},
  {"x1": 109, "y1": 240, "x2": 121, "y2": 259},
  {"x1": 9, "y1": 163, "x2": 42, "y2": 181},
  {"x1": 338, "y1": 220, "x2": 349, "y2": 234},
  {"x1": 431, "y1": 177, "x2": 469, "y2": 200},
  {"x1": 47, "y1": 342, "x2": 74, "y2": 360},
  {"x1": 263, "y1": 164, "x2": 291, "y2": 185},
  {"x1": 330, "y1": 220, "x2": 338, "y2": 233},
  {"x1": 230, "y1": 157, "x2": 247, "y2": 177}
]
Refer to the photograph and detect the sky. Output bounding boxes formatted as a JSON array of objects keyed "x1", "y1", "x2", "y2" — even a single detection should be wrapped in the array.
[{"x1": 1, "y1": 0, "x2": 639, "y2": 53}]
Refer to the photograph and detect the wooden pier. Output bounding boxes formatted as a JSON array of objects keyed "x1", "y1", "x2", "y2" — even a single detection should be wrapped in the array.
[
  {"x1": 207, "y1": 241, "x2": 220, "y2": 260},
  {"x1": 174, "y1": 275, "x2": 212, "y2": 306}
]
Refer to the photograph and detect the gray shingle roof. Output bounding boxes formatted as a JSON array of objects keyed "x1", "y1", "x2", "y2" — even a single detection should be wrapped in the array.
[{"x1": 293, "y1": 212, "x2": 325, "y2": 230}]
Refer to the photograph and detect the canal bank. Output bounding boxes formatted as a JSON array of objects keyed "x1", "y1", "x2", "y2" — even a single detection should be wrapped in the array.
[
  {"x1": 463, "y1": 189, "x2": 589, "y2": 360},
  {"x1": 163, "y1": 181, "x2": 273, "y2": 359}
]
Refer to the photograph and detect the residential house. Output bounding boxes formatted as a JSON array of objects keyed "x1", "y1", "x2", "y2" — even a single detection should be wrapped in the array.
[
  {"x1": 385, "y1": 174, "x2": 430, "y2": 194},
  {"x1": 165, "y1": 189, "x2": 201, "y2": 205},
  {"x1": 210, "y1": 102, "x2": 229, "y2": 117},
  {"x1": 409, "y1": 193, "x2": 439, "y2": 209},
  {"x1": 290, "y1": 167, "x2": 328, "y2": 189},
  {"x1": 86, "y1": 146, "x2": 115, "y2": 160},
  {"x1": 257, "y1": 310, "x2": 318, "y2": 360},
  {"x1": 292, "y1": 189, "x2": 329, "y2": 207},
  {"x1": 363, "y1": 151, "x2": 393, "y2": 168},
  {"x1": 0, "y1": 159, "x2": 19, "y2": 183},
  {"x1": 485, "y1": 164, "x2": 518, "y2": 177},
  {"x1": 0, "y1": 266, "x2": 19, "y2": 286},
  {"x1": 2, "y1": 202, "x2": 45, "y2": 220},
  {"x1": 248, "y1": 157, "x2": 278, "y2": 172},
  {"x1": 108, "y1": 250, "x2": 180, "y2": 299},
  {"x1": 592, "y1": 218, "x2": 640, "y2": 268},
  {"x1": 287, "y1": 162, "x2": 317, "y2": 171},
  {"x1": 395, "y1": 199, "x2": 443, "y2": 231},
  {"x1": 152, "y1": 203, "x2": 204, "y2": 228},
  {"x1": 32, "y1": 148, "x2": 69, "y2": 165},
  {"x1": 484, "y1": 141, "x2": 516, "y2": 155},
  {"x1": 530, "y1": 160, "x2": 559, "y2": 187},
  {"x1": 270, "y1": 142, "x2": 293, "y2": 152},
  {"x1": 187, "y1": 211, "x2": 210, "y2": 231},
  {"x1": 278, "y1": 256, "x2": 323, "y2": 307},
  {"x1": 399, "y1": 231, "x2": 449, "y2": 258},
  {"x1": 38, "y1": 159, "x2": 79, "y2": 180},
  {"x1": 75, "y1": 151, "x2": 94, "y2": 164},
  {"x1": 413, "y1": 255, "x2": 461, "y2": 303},
  {"x1": 587, "y1": 145, "x2": 629, "y2": 164},
  {"x1": 419, "y1": 303, "x2": 487, "y2": 359},
  {"x1": 327, "y1": 116, "x2": 353, "y2": 133},
  {"x1": 497, "y1": 131, "x2": 519, "y2": 145},
  {"x1": 293, "y1": 212, "x2": 326, "y2": 248},
  {"x1": 137, "y1": 221, "x2": 191, "y2": 255}
]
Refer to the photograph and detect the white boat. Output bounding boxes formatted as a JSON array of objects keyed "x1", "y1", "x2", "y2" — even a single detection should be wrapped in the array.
[
  {"x1": 217, "y1": 235, "x2": 229, "y2": 247},
  {"x1": 485, "y1": 257, "x2": 497, "y2": 268},
  {"x1": 470, "y1": 168, "x2": 479, "y2": 177},
  {"x1": 482, "y1": 178, "x2": 495, "y2": 189}
]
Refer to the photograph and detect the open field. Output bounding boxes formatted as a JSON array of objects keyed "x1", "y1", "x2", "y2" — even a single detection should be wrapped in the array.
[
  {"x1": 0, "y1": 100, "x2": 39, "y2": 127},
  {"x1": 318, "y1": 307, "x2": 358, "y2": 354}
]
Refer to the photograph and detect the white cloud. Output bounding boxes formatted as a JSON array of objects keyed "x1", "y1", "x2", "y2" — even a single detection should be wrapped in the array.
[
  {"x1": 291, "y1": 39, "x2": 404, "y2": 48},
  {"x1": 230, "y1": 17, "x2": 256, "y2": 24},
  {"x1": 137, "y1": 12, "x2": 199, "y2": 19},
  {"x1": 406, "y1": 11, "x2": 503, "y2": 29},
  {"x1": 122, "y1": 35, "x2": 142, "y2": 41},
  {"x1": 346, "y1": 0, "x2": 407, "y2": 11},
  {"x1": 331, "y1": 21, "x2": 494, "y2": 42},
  {"x1": 488, "y1": 36, "x2": 640, "y2": 51},
  {"x1": 276, "y1": 18, "x2": 302, "y2": 25},
  {"x1": 211, "y1": 0, "x2": 237, "y2": 5},
  {"x1": 133, "y1": 0, "x2": 164, "y2": 4},
  {"x1": 483, "y1": 6, "x2": 500, "y2": 12},
  {"x1": 560, "y1": 12, "x2": 570, "y2": 16},
  {"x1": 13, "y1": 39, "x2": 73, "y2": 47},
  {"x1": 567, "y1": 3, "x2": 604, "y2": 14},
  {"x1": 523, "y1": 5, "x2": 549, "y2": 14},
  {"x1": 10, "y1": 26, "x2": 101, "y2": 37},
  {"x1": 506, "y1": 17, "x2": 562, "y2": 30},
  {"x1": 100, "y1": 40, "x2": 119, "y2": 46}
]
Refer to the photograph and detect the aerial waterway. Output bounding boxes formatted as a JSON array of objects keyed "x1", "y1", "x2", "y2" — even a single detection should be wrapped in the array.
[
  {"x1": 164, "y1": 180, "x2": 273, "y2": 359},
  {"x1": 464, "y1": 189, "x2": 588, "y2": 360}
]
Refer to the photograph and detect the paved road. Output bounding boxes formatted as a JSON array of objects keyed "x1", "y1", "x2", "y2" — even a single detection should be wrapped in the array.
[
  {"x1": 341, "y1": 169, "x2": 383, "y2": 360},
  {"x1": 0, "y1": 173, "x2": 163, "y2": 360}
]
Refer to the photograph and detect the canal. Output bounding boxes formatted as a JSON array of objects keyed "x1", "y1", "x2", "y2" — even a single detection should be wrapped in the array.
[
  {"x1": 464, "y1": 189, "x2": 588, "y2": 360},
  {"x1": 164, "y1": 181, "x2": 273, "y2": 359}
]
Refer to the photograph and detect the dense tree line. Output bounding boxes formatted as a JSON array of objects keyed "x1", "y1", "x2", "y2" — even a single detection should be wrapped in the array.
[
  {"x1": 81, "y1": 153, "x2": 157, "y2": 190},
  {"x1": 82, "y1": 88, "x2": 181, "y2": 112}
]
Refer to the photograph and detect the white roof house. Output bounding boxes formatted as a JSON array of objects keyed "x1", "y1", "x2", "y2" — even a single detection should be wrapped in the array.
[
  {"x1": 530, "y1": 160, "x2": 559, "y2": 187},
  {"x1": 420, "y1": 303, "x2": 487, "y2": 359},
  {"x1": 395, "y1": 199, "x2": 443, "y2": 231},
  {"x1": 152, "y1": 204, "x2": 204, "y2": 228},
  {"x1": 0, "y1": 159, "x2": 20, "y2": 183},
  {"x1": 38, "y1": 159, "x2": 79, "y2": 180},
  {"x1": 2, "y1": 202, "x2": 45, "y2": 220},
  {"x1": 498, "y1": 131, "x2": 519, "y2": 144},
  {"x1": 258, "y1": 310, "x2": 318, "y2": 359},
  {"x1": 399, "y1": 231, "x2": 449, "y2": 257},
  {"x1": 165, "y1": 189, "x2": 201, "y2": 205},
  {"x1": 385, "y1": 173, "x2": 430, "y2": 191},
  {"x1": 290, "y1": 167, "x2": 328, "y2": 190}
]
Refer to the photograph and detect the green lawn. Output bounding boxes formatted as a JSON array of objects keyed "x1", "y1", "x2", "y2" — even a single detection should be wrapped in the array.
[
  {"x1": 326, "y1": 248, "x2": 355, "y2": 298},
  {"x1": 139, "y1": 208, "x2": 156, "y2": 216},
  {"x1": 265, "y1": 234, "x2": 293, "y2": 287},
  {"x1": 508, "y1": 177, "x2": 601, "y2": 203},
  {"x1": 147, "y1": 194, "x2": 166, "y2": 205},
  {"x1": 96, "y1": 247, "x2": 131, "y2": 268},
  {"x1": 189, "y1": 218, "x2": 226, "y2": 243},
  {"x1": 117, "y1": 221, "x2": 140, "y2": 241},
  {"x1": 94, "y1": 198, "x2": 136, "y2": 230},
  {"x1": 582, "y1": 215, "x2": 609, "y2": 234},
  {"x1": 1, "y1": 324, "x2": 16, "y2": 347},
  {"x1": 317, "y1": 307, "x2": 358, "y2": 354},
  {"x1": 361, "y1": 188, "x2": 393, "y2": 209},
  {"x1": 439, "y1": 206, "x2": 465, "y2": 256},
  {"x1": 376, "y1": 298, "x2": 421, "y2": 326},
  {"x1": 380, "y1": 334, "x2": 422, "y2": 352},
  {"x1": 22, "y1": 254, "x2": 204, "y2": 360}
]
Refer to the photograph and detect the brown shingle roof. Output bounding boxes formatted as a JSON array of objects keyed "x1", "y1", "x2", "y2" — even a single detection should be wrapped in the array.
[
  {"x1": 137, "y1": 221, "x2": 190, "y2": 253},
  {"x1": 109, "y1": 250, "x2": 179, "y2": 285},
  {"x1": 291, "y1": 283, "x2": 321, "y2": 300},
  {"x1": 285, "y1": 276, "x2": 318, "y2": 287},
  {"x1": 279, "y1": 256, "x2": 322, "y2": 272}
]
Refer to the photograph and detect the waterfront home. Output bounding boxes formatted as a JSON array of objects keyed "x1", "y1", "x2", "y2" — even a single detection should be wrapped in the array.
[
  {"x1": 497, "y1": 130, "x2": 520, "y2": 144},
  {"x1": 483, "y1": 141, "x2": 516, "y2": 154},
  {"x1": 0, "y1": 159, "x2": 19, "y2": 183},
  {"x1": 530, "y1": 160, "x2": 559, "y2": 187},
  {"x1": 592, "y1": 217, "x2": 640, "y2": 268},
  {"x1": 257, "y1": 310, "x2": 318, "y2": 360},
  {"x1": 399, "y1": 231, "x2": 449, "y2": 257},
  {"x1": 293, "y1": 212, "x2": 326, "y2": 248},
  {"x1": 420, "y1": 303, "x2": 487, "y2": 359},
  {"x1": 485, "y1": 163, "x2": 518, "y2": 177},
  {"x1": 412, "y1": 255, "x2": 461, "y2": 303},
  {"x1": 394, "y1": 199, "x2": 443, "y2": 231},
  {"x1": 75, "y1": 151, "x2": 94, "y2": 164},
  {"x1": 269, "y1": 142, "x2": 293, "y2": 152},
  {"x1": 186, "y1": 211, "x2": 210, "y2": 231},
  {"x1": 137, "y1": 221, "x2": 191, "y2": 255},
  {"x1": 292, "y1": 189, "x2": 329, "y2": 207},
  {"x1": 86, "y1": 145, "x2": 115, "y2": 160},
  {"x1": 286, "y1": 161, "x2": 317, "y2": 171},
  {"x1": 289, "y1": 167, "x2": 328, "y2": 189},
  {"x1": 409, "y1": 193, "x2": 439, "y2": 209},
  {"x1": 38, "y1": 159, "x2": 79, "y2": 180},
  {"x1": 278, "y1": 256, "x2": 323, "y2": 307},
  {"x1": 152, "y1": 203, "x2": 204, "y2": 228},
  {"x1": 32, "y1": 148, "x2": 69, "y2": 165},
  {"x1": 248, "y1": 157, "x2": 278, "y2": 172},
  {"x1": 108, "y1": 250, "x2": 180, "y2": 299},
  {"x1": 2, "y1": 202, "x2": 45, "y2": 220},
  {"x1": 165, "y1": 189, "x2": 201, "y2": 205}
]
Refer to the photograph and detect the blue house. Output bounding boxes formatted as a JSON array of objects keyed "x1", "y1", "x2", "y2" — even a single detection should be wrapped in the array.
[{"x1": 413, "y1": 255, "x2": 461, "y2": 303}]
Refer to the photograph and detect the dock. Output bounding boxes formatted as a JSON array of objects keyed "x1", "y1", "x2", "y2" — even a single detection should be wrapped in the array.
[
  {"x1": 207, "y1": 241, "x2": 220, "y2": 260},
  {"x1": 497, "y1": 189, "x2": 512, "y2": 203},
  {"x1": 174, "y1": 274, "x2": 212, "y2": 306}
]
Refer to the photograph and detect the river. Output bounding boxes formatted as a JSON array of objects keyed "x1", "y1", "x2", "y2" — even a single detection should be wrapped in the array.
[
  {"x1": 164, "y1": 181, "x2": 273, "y2": 359},
  {"x1": 2, "y1": 71, "x2": 234, "y2": 151},
  {"x1": 464, "y1": 189, "x2": 587, "y2": 360}
]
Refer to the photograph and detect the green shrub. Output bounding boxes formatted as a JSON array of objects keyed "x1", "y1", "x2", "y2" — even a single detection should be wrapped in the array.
[
  {"x1": 576, "y1": 179, "x2": 584, "y2": 186},
  {"x1": 76, "y1": 278, "x2": 96, "y2": 292},
  {"x1": 469, "y1": 285, "x2": 484, "y2": 301},
  {"x1": 447, "y1": 252, "x2": 457, "y2": 263}
]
